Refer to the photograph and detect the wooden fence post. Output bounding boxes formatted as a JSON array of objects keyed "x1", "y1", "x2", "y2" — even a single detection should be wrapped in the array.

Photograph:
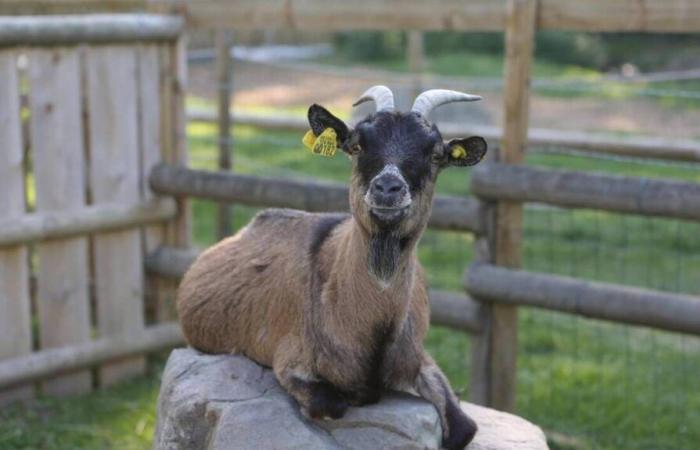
[
  {"x1": 469, "y1": 0, "x2": 537, "y2": 412},
  {"x1": 172, "y1": 36, "x2": 192, "y2": 247},
  {"x1": 215, "y1": 29, "x2": 234, "y2": 239},
  {"x1": 0, "y1": 51, "x2": 33, "y2": 404},
  {"x1": 153, "y1": 35, "x2": 191, "y2": 322},
  {"x1": 407, "y1": 30, "x2": 424, "y2": 99},
  {"x1": 139, "y1": 43, "x2": 165, "y2": 325}
]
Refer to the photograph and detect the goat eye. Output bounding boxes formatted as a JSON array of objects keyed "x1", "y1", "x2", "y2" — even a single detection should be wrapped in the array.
[{"x1": 349, "y1": 143, "x2": 362, "y2": 155}]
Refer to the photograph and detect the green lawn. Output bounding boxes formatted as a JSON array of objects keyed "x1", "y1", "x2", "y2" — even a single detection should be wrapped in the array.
[{"x1": 2, "y1": 120, "x2": 700, "y2": 449}]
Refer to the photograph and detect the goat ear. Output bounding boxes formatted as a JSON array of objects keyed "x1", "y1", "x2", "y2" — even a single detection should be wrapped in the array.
[
  {"x1": 308, "y1": 104, "x2": 351, "y2": 145},
  {"x1": 442, "y1": 136, "x2": 487, "y2": 167}
]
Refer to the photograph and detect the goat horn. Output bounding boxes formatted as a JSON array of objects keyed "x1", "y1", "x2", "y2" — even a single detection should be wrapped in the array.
[
  {"x1": 411, "y1": 89, "x2": 482, "y2": 117},
  {"x1": 352, "y1": 85, "x2": 395, "y2": 112}
]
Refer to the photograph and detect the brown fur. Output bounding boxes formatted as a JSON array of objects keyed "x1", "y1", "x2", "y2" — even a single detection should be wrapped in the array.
[
  {"x1": 177, "y1": 107, "x2": 482, "y2": 449},
  {"x1": 177, "y1": 207, "x2": 475, "y2": 447}
]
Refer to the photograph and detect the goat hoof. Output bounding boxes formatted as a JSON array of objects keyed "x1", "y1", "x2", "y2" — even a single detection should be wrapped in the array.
[
  {"x1": 347, "y1": 389, "x2": 381, "y2": 407},
  {"x1": 307, "y1": 382, "x2": 349, "y2": 419},
  {"x1": 306, "y1": 398, "x2": 348, "y2": 420}
]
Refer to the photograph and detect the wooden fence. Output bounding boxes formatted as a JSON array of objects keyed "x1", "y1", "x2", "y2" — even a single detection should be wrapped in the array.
[
  {"x1": 1, "y1": 1, "x2": 700, "y2": 419},
  {"x1": 0, "y1": 14, "x2": 188, "y2": 402}
]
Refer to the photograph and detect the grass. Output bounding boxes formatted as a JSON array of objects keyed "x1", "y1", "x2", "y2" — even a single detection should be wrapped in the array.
[
  {"x1": 3, "y1": 120, "x2": 700, "y2": 449},
  {"x1": 0, "y1": 356, "x2": 167, "y2": 450}
]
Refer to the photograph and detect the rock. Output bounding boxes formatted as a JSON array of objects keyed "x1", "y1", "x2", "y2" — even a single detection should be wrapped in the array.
[
  {"x1": 460, "y1": 403, "x2": 548, "y2": 450},
  {"x1": 153, "y1": 348, "x2": 548, "y2": 450}
]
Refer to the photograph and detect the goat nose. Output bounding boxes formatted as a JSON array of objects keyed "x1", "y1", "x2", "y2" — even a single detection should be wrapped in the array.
[
  {"x1": 373, "y1": 175, "x2": 404, "y2": 194},
  {"x1": 370, "y1": 174, "x2": 407, "y2": 205}
]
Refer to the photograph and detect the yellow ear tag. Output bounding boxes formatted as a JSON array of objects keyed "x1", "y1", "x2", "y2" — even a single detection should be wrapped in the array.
[
  {"x1": 302, "y1": 129, "x2": 317, "y2": 150},
  {"x1": 451, "y1": 145, "x2": 467, "y2": 160},
  {"x1": 303, "y1": 128, "x2": 338, "y2": 157}
]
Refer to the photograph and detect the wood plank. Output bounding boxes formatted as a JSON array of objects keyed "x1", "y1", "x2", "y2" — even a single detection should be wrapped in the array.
[
  {"x1": 152, "y1": 37, "x2": 190, "y2": 322},
  {"x1": 428, "y1": 290, "x2": 483, "y2": 333},
  {"x1": 149, "y1": 0, "x2": 507, "y2": 31},
  {"x1": 86, "y1": 45, "x2": 146, "y2": 386},
  {"x1": 153, "y1": 43, "x2": 178, "y2": 323},
  {"x1": 0, "y1": 323, "x2": 183, "y2": 391},
  {"x1": 468, "y1": 203, "x2": 495, "y2": 406},
  {"x1": 539, "y1": 0, "x2": 700, "y2": 32},
  {"x1": 471, "y1": 162, "x2": 700, "y2": 222},
  {"x1": 146, "y1": 0, "x2": 700, "y2": 32},
  {"x1": 466, "y1": 264, "x2": 700, "y2": 336},
  {"x1": 407, "y1": 30, "x2": 425, "y2": 99},
  {"x1": 0, "y1": 14, "x2": 183, "y2": 46},
  {"x1": 148, "y1": 165, "x2": 485, "y2": 234},
  {"x1": 0, "y1": 198, "x2": 176, "y2": 247},
  {"x1": 144, "y1": 246, "x2": 200, "y2": 279},
  {"x1": 137, "y1": 44, "x2": 166, "y2": 323},
  {"x1": 0, "y1": 50, "x2": 33, "y2": 405},
  {"x1": 0, "y1": 1, "x2": 145, "y2": 15},
  {"x1": 28, "y1": 48, "x2": 92, "y2": 395},
  {"x1": 215, "y1": 30, "x2": 233, "y2": 239},
  {"x1": 470, "y1": 0, "x2": 537, "y2": 413},
  {"x1": 171, "y1": 36, "x2": 192, "y2": 247},
  {"x1": 2, "y1": 0, "x2": 699, "y2": 32}
]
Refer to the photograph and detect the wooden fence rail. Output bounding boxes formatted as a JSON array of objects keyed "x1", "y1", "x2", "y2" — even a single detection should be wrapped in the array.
[
  {"x1": 144, "y1": 245, "x2": 484, "y2": 334},
  {"x1": 0, "y1": 199, "x2": 175, "y2": 247},
  {"x1": 145, "y1": 0, "x2": 700, "y2": 32},
  {"x1": 149, "y1": 164, "x2": 485, "y2": 234},
  {"x1": 0, "y1": 14, "x2": 183, "y2": 46},
  {"x1": 471, "y1": 162, "x2": 700, "y2": 221},
  {"x1": 188, "y1": 109, "x2": 700, "y2": 164},
  {"x1": 0, "y1": 323, "x2": 183, "y2": 391},
  {"x1": 466, "y1": 264, "x2": 700, "y2": 336},
  {"x1": 4, "y1": 1, "x2": 700, "y2": 32}
]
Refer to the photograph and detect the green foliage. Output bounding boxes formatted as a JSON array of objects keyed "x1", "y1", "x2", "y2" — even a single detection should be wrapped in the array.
[
  {"x1": 424, "y1": 31, "x2": 504, "y2": 56},
  {"x1": 535, "y1": 31, "x2": 607, "y2": 69},
  {"x1": 599, "y1": 33, "x2": 700, "y2": 71},
  {"x1": 333, "y1": 31, "x2": 608, "y2": 70},
  {"x1": 332, "y1": 30, "x2": 700, "y2": 74},
  {"x1": 333, "y1": 31, "x2": 406, "y2": 61}
]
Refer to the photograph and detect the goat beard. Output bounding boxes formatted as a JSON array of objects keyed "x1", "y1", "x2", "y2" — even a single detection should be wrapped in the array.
[{"x1": 368, "y1": 230, "x2": 403, "y2": 284}]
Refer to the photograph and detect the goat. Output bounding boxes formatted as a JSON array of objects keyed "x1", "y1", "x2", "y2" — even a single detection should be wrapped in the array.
[{"x1": 177, "y1": 86, "x2": 488, "y2": 449}]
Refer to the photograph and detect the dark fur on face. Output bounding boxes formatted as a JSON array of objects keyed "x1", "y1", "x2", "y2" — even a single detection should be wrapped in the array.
[{"x1": 354, "y1": 111, "x2": 441, "y2": 194}]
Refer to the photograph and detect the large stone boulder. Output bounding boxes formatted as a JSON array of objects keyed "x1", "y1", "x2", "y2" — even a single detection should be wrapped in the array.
[{"x1": 153, "y1": 348, "x2": 548, "y2": 450}]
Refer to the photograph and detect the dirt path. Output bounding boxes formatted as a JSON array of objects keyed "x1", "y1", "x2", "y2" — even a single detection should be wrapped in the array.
[{"x1": 189, "y1": 60, "x2": 700, "y2": 139}]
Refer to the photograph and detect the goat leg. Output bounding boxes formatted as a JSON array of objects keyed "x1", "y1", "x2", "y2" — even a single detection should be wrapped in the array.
[
  {"x1": 273, "y1": 336, "x2": 349, "y2": 420},
  {"x1": 414, "y1": 353, "x2": 477, "y2": 450}
]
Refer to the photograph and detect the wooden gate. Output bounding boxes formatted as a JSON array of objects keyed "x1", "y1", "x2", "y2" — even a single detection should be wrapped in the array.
[{"x1": 0, "y1": 14, "x2": 188, "y2": 403}]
